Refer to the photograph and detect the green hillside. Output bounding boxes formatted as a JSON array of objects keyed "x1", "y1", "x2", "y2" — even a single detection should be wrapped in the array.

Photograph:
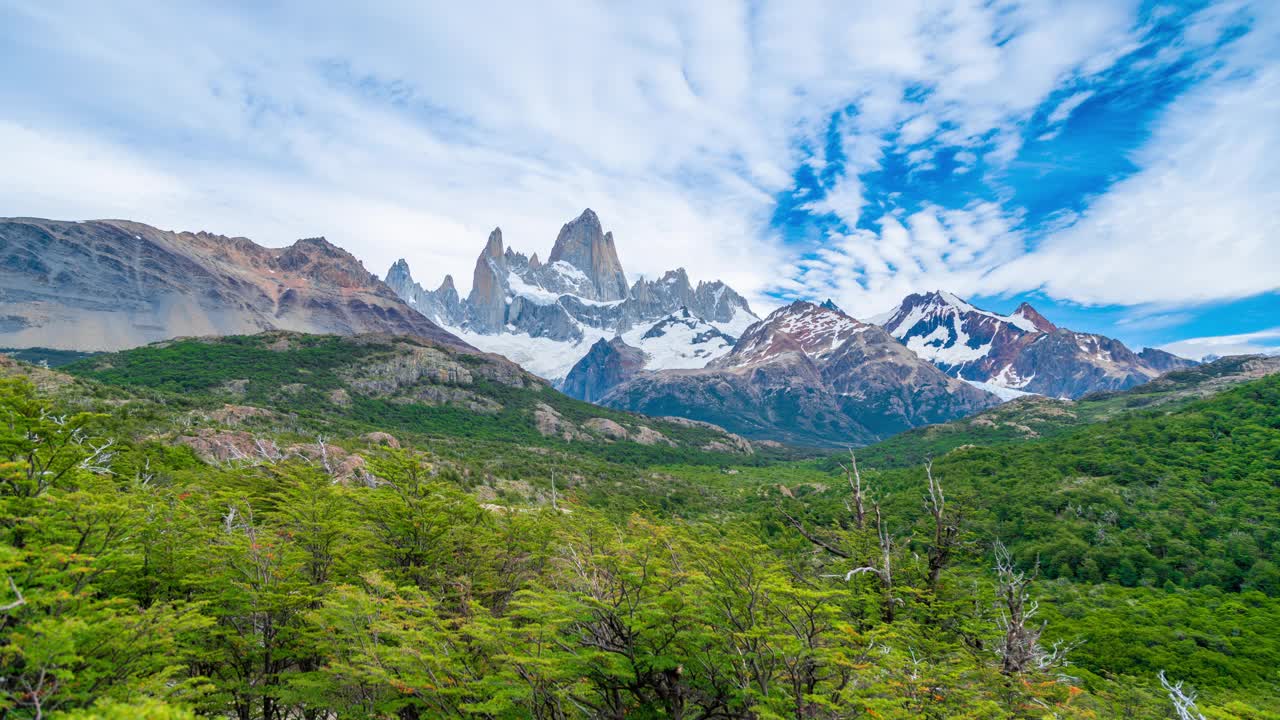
[
  {"x1": 855, "y1": 354, "x2": 1280, "y2": 469},
  {"x1": 1, "y1": 337, "x2": 1277, "y2": 718}
]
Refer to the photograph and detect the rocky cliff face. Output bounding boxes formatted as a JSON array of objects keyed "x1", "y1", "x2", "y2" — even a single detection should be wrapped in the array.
[
  {"x1": 547, "y1": 209, "x2": 629, "y2": 301},
  {"x1": 560, "y1": 337, "x2": 647, "y2": 402},
  {"x1": 1137, "y1": 347, "x2": 1198, "y2": 373},
  {"x1": 0, "y1": 217, "x2": 468, "y2": 352},
  {"x1": 880, "y1": 291, "x2": 1197, "y2": 398},
  {"x1": 386, "y1": 209, "x2": 759, "y2": 381},
  {"x1": 466, "y1": 228, "x2": 510, "y2": 334},
  {"x1": 601, "y1": 301, "x2": 999, "y2": 446}
]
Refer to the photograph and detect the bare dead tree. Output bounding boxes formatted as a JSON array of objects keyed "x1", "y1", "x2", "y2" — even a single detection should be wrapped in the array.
[
  {"x1": 784, "y1": 454, "x2": 897, "y2": 623},
  {"x1": 1159, "y1": 671, "x2": 1207, "y2": 720},
  {"x1": 316, "y1": 435, "x2": 334, "y2": 475},
  {"x1": 993, "y1": 541, "x2": 1071, "y2": 675},
  {"x1": 838, "y1": 449, "x2": 866, "y2": 530},
  {"x1": 254, "y1": 438, "x2": 282, "y2": 463},
  {"x1": 819, "y1": 502, "x2": 896, "y2": 623},
  {"x1": 872, "y1": 503, "x2": 895, "y2": 623},
  {"x1": 923, "y1": 461, "x2": 959, "y2": 594},
  {"x1": 223, "y1": 505, "x2": 240, "y2": 535},
  {"x1": 222, "y1": 439, "x2": 250, "y2": 465},
  {"x1": 1, "y1": 576, "x2": 25, "y2": 613},
  {"x1": 134, "y1": 455, "x2": 155, "y2": 487},
  {"x1": 77, "y1": 438, "x2": 116, "y2": 475}
]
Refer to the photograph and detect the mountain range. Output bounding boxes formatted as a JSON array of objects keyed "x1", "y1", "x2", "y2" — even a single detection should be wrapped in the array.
[
  {"x1": 383, "y1": 209, "x2": 758, "y2": 380},
  {"x1": 594, "y1": 300, "x2": 1000, "y2": 446},
  {"x1": 387, "y1": 210, "x2": 1195, "y2": 444},
  {"x1": 2, "y1": 212, "x2": 1197, "y2": 448}
]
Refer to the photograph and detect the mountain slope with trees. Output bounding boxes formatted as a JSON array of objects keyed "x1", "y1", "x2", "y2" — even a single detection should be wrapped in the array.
[{"x1": 1, "y1": 346, "x2": 1277, "y2": 718}]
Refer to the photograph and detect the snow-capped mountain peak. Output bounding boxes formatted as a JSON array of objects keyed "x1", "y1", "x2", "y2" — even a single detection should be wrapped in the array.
[
  {"x1": 881, "y1": 290, "x2": 1019, "y2": 369},
  {"x1": 1009, "y1": 301, "x2": 1057, "y2": 333},
  {"x1": 385, "y1": 210, "x2": 759, "y2": 384},
  {"x1": 720, "y1": 300, "x2": 870, "y2": 368},
  {"x1": 879, "y1": 291, "x2": 1196, "y2": 398}
]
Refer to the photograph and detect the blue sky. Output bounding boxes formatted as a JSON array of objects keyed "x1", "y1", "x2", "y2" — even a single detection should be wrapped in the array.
[{"x1": 1, "y1": 1, "x2": 1277, "y2": 357}]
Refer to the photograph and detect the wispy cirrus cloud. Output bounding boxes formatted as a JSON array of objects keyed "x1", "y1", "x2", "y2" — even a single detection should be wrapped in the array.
[{"x1": 1160, "y1": 327, "x2": 1280, "y2": 360}]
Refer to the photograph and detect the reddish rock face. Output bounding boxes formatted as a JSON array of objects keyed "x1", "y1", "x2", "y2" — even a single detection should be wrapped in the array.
[{"x1": 0, "y1": 217, "x2": 468, "y2": 351}]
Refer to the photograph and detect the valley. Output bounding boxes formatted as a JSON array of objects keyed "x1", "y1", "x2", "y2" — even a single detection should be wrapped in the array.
[
  {"x1": 2, "y1": 215, "x2": 1275, "y2": 720},
  {"x1": 2, "y1": 330, "x2": 1277, "y2": 718}
]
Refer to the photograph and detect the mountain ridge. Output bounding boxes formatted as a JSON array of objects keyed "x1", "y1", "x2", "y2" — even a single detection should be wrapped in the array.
[
  {"x1": 0, "y1": 217, "x2": 468, "y2": 352},
  {"x1": 599, "y1": 300, "x2": 1000, "y2": 446},
  {"x1": 880, "y1": 290, "x2": 1197, "y2": 398}
]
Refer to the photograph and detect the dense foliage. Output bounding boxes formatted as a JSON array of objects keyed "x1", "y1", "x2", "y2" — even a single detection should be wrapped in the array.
[
  {"x1": 813, "y1": 376, "x2": 1280, "y2": 593},
  {"x1": 2, "y1": 347, "x2": 1278, "y2": 718}
]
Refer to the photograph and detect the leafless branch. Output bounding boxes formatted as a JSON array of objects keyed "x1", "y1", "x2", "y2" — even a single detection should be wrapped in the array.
[
  {"x1": 993, "y1": 540, "x2": 1070, "y2": 675},
  {"x1": 838, "y1": 448, "x2": 866, "y2": 530},
  {"x1": 317, "y1": 435, "x2": 333, "y2": 475},
  {"x1": 1, "y1": 576, "x2": 26, "y2": 613},
  {"x1": 780, "y1": 508, "x2": 851, "y2": 559},
  {"x1": 1159, "y1": 671, "x2": 1206, "y2": 720}
]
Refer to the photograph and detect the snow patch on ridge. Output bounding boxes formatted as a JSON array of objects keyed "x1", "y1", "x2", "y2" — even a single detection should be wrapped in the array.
[
  {"x1": 711, "y1": 306, "x2": 758, "y2": 338},
  {"x1": 962, "y1": 378, "x2": 1035, "y2": 402},
  {"x1": 506, "y1": 272, "x2": 561, "y2": 305},
  {"x1": 446, "y1": 309, "x2": 738, "y2": 382},
  {"x1": 621, "y1": 314, "x2": 734, "y2": 370},
  {"x1": 451, "y1": 325, "x2": 609, "y2": 381}
]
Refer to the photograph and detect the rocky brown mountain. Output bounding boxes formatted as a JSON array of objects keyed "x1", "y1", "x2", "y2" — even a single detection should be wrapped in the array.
[
  {"x1": 0, "y1": 217, "x2": 467, "y2": 351},
  {"x1": 880, "y1": 291, "x2": 1197, "y2": 398},
  {"x1": 560, "y1": 336, "x2": 647, "y2": 403},
  {"x1": 600, "y1": 301, "x2": 1000, "y2": 446}
]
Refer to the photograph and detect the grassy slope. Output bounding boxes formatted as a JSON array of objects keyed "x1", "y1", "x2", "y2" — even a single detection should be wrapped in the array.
[{"x1": 64, "y1": 333, "x2": 811, "y2": 468}]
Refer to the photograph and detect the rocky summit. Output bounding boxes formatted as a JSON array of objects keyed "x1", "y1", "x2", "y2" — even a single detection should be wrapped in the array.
[
  {"x1": 546, "y1": 209, "x2": 629, "y2": 302},
  {"x1": 600, "y1": 301, "x2": 1000, "y2": 446},
  {"x1": 879, "y1": 290, "x2": 1198, "y2": 398},
  {"x1": 0, "y1": 217, "x2": 467, "y2": 351},
  {"x1": 385, "y1": 209, "x2": 759, "y2": 381}
]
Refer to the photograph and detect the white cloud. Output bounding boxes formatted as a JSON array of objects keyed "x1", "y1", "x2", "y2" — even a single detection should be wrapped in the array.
[
  {"x1": 782, "y1": 201, "x2": 1027, "y2": 316},
  {"x1": 898, "y1": 114, "x2": 938, "y2": 145},
  {"x1": 802, "y1": 176, "x2": 865, "y2": 228},
  {"x1": 782, "y1": 1, "x2": 1280, "y2": 321},
  {"x1": 1046, "y1": 90, "x2": 1096, "y2": 125},
  {"x1": 991, "y1": 63, "x2": 1280, "y2": 305},
  {"x1": 0, "y1": 0, "x2": 1144, "y2": 312},
  {"x1": 2, "y1": 0, "x2": 1272, "y2": 334},
  {"x1": 1159, "y1": 327, "x2": 1280, "y2": 360}
]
